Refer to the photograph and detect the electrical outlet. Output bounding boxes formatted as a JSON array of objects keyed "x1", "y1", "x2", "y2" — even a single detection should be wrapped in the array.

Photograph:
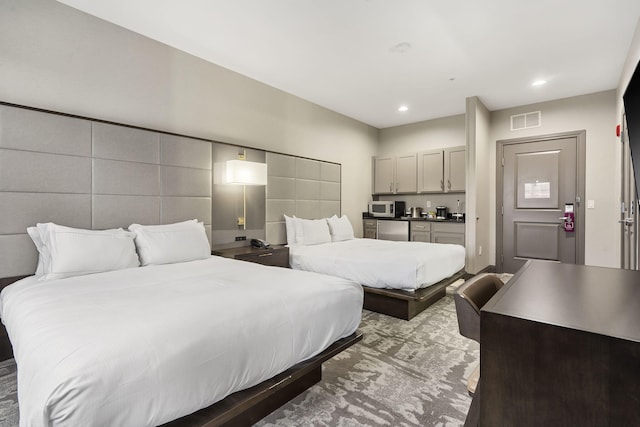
[
  {"x1": 426, "y1": 200, "x2": 431, "y2": 208},
  {"x1": 235, "y1": 236, "x2": 247, "y2": 241}
]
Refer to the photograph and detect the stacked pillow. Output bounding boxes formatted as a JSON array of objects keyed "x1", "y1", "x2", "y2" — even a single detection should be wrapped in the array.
[
  {"x1": 27, "y1": 219, "x2": 211, "y2": 280},
  {"x1": 284, "y1": 214, "x2": 355, "y2": 245},
  {"x1": 27, "y1": 223, "x2": 140, "y2": 281},
  {"x1": 129, "y1": 220, "x2": 210, "y2": 266}
]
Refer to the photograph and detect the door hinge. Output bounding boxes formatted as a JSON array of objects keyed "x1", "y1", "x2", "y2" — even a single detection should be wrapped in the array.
[
  {"x1": 575, "y1": 196, "x2": 581, "y2": 205},
  {"x1": 501, "y1": 205, "x2": 504, "y2": 215},
  {"x1": 501, "y1": 157, "x2": 505, "y2": 166},
  {"x1": 501, "y1": 254, "x2": 504, "y2": 264}
]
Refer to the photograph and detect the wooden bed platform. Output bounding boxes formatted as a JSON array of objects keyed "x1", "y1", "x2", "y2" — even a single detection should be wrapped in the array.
[
  {"x1": 0, "y1": 276, "x2": 362, "y2": 427},
  {"x1": 363, "y1": 269, "x2": 467, "y2": 320}
]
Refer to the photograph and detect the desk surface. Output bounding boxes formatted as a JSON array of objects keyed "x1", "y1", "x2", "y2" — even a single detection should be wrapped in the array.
[{"x1": 483, "y1": 260, "x2": 640, "y2": 343}]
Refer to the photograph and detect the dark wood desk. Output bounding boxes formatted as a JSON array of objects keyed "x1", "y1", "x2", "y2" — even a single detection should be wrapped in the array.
[{"x1": 480, "y1": 260, "x2": 640, "y2": 427}]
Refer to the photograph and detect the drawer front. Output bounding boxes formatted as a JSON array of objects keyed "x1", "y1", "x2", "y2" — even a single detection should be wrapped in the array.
[
  {"x1": 364, "y1": 229, "x2": 377, "y2": 239},
  {"x1": 431, "y1": 222, "x2": 464, "y2": 233},
  {"x1": 236, "y1": 249, "x2": 289, "y2": 268},
  {"x1": 410, "y1": 222, "x2": 431, "y2": 232},
  {"x1": 363, "y1": 219, "x2": 377, "y2": 228},
  {"x1": 431, "y1": 232, "x2": 465, "y2": 246},
  {"x1": 411, "y1": 231, "x2": 431, "y2": 242}
]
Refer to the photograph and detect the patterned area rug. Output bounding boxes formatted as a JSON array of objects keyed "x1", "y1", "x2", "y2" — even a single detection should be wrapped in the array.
[
  {"x1": 0, "y1": 359, "x2": 17, "y2": 427},
  {"x1": 0, "y1": 296, "x2": 479, "y2": 427},
  {"x1": 256, "y1": 296, "x2": 479, "y2": 427}
]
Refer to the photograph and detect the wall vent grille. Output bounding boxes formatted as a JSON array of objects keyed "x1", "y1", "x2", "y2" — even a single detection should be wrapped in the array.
[{"x1": 511, "y1": 111, "x2": 541, "y2": 131}]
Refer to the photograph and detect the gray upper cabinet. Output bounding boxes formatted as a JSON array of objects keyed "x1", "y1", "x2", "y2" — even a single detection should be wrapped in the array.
[
  {"x1": 417, "y1": 149, "x2": 444, "y2": 193},
  {"x1": 444, "y1": 146, "x2": 466, "y2": 192},
  {"x1": 372, "y1": 154, "x2": 417, "y2": 194}
]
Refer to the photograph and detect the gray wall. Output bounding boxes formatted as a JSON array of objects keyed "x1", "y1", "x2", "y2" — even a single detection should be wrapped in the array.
[{"x1": 0, "y1": 0, "x2": 378, "y2": 237}]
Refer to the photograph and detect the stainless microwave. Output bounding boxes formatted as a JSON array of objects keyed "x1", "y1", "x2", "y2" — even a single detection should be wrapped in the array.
[{"x1": 368, "y1": 201, "x2": 406, "y2": 218}]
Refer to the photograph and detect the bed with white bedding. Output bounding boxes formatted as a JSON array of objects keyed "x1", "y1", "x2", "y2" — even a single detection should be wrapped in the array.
[
  {"x1": 289, "y1": 238, "x2": 466, "y2": 291},
  {"x1": 0, "y1": 256, "x2": 363, "y2": 427},
  {"x1": 285, "y1": 215, "x2": 466, "y2": 320}
]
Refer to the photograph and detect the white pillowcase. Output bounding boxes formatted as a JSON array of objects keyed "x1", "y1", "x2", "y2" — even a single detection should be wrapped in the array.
[
  {"x1": 294, "y1": 218, "x2": 332, "y2": 245},
  {"x1": 31, "y1": 223, "x2": 139, "y2": 280},
  {"x1": 326, "y1": 215, "x2": 355, "y2": 242},
  {"x1": 284, "y1": 214, "x2": 297, "y2": 245},
  {"x1": 26, "y1": 226, "x2": 45, "y2": 276},
  {"x1": 129, "y1": 220, "x2": 211, "y2": 266}
]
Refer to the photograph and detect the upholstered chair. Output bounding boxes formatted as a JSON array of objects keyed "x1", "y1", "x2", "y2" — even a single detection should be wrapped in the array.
[{"x1": 454, "y1": 273, "x2": 505, "y2": 427}]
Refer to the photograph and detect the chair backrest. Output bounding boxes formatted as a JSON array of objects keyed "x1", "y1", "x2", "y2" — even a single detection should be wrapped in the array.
[{"x1": 454, "y1": 273, "x2": 504, "y2": 343}]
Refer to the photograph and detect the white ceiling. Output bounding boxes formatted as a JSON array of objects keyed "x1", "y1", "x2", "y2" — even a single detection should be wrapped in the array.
[{"x1": 57, "y1": 0, "x2": 640, "y2": 129}]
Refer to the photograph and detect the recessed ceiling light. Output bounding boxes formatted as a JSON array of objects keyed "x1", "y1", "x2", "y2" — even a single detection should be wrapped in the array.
[
  {"x1": 398, "y1": 105, "x2": 409, "y2": 112},
  {"x1": 532, "y1": 79, "x2": 547, "y2": 87}
]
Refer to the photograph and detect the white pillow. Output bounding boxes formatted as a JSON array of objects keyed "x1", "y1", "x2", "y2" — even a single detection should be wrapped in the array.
[
  {"x1": 294, "y1": 218, "x2": 332, "y2": 245},
  {"x1": 35, "y1": 223, "x2": 139, "y2": 280},
  {"x1": 129, "y1": 220, "x2": 210, "y2": 266},
  {"x1": 327, "y1": 215, "x2": 355, "y2": 242},
  {"x1": 284, "y1": 214, "x2": 297, "y2": 245},
  {"x1": 26, "y1": 226, "x2": 45, "y2": 276}
]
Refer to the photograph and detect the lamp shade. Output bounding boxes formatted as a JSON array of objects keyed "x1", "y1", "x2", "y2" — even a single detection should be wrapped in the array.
[{"x1": 224, "y1": 160, "x2": 267, "y2": 185}]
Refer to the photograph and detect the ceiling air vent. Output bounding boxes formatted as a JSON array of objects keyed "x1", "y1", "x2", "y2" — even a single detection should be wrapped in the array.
[{"x1": 511, "y1": 111, "x2": 541, "y2": 131}]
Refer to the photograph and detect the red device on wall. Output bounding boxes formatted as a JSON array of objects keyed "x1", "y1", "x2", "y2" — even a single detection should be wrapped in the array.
[{"x1": 562, "y1": 203, "x2": 575, "y2": 232}]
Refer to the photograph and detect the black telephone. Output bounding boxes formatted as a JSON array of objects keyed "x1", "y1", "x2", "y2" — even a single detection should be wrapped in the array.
[{"x1": 251, "y1": 238, "x2": 270, "y2": 249}]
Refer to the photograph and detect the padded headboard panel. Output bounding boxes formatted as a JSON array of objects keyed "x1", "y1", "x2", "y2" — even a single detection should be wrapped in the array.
[
  {"x1": 265, "y1": 152, "x2": 341, "y2": 244},
  {"x1": 0, "y1": 104, "x2": 212, "y2": 278}
]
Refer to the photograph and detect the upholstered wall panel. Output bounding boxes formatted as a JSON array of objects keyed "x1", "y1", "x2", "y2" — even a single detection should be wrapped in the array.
[
  {"x1": 320, "y1": 201, "x2": 342, "y2": 218},
  {"x1": 267, "y1": 176, "x2": 296, "y2": 199},
  {"x1": 0, "y1": 150, "x2": 91, "y2": 193},
  {"x1": 320, "y1": 182, "x2": 341, "y2": 200},
  {"x1": 321, "y1": 162, "x2": 341, "y2": 183},
  {"x1": 0, "y1": 105, "x2": 91, "y2": 156},
  {"x1": 296, "y1": 158, "x2": 321, "y2": 180},
  {"x1": 0, "y1": 104, "x2": 213, "y2": 278},
  {"x1": 266, "y1": 200, "x2": 295, "y2": 222},
  {"x1": 93, "y1": 158, "x2": 160, "y2": 196},
  {"x1": 161, "y1": 166, "x2": 211, "y2": 197},
  {"x1": 161, "y1": 135, "x2": 212, "y2": 169},
  {"x1": 0, "y1": 193, "x2": 91, "y2": 234},
  {"x1": 92, "y1": 195, "x2": 161, "y2": 229},
  {"x1": 295, "y1": 180, "x2": 320, "y2": 200},
  {"x1": 0, "y1": 235, "x2": 39, "y2": 277},
  {"x1": 92, "y1": 122, "x2": 160, "y2": 164},
  {"x1": 265, "y1": 152, "x2": 341, "y2": 245},
  {"x1": 161, "y1": 197, "x2": 211, "y2": 225}
]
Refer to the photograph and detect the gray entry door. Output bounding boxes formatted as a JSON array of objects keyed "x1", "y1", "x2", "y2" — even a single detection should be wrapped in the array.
[{"x1": 501, "y1": 137, "x2": 578, "y2": 273}]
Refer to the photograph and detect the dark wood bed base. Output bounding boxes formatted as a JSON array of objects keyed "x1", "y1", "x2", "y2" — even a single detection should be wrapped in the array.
[
  {"x1": 363, "y1": 269, "x2": 467, "y2": 320},
  {"x1": 0, "y1": 275, "x2": 362, "y2": 426}
]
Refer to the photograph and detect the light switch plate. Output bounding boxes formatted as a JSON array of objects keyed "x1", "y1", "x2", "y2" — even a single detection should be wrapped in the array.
[{"x1": 587, "y1": 200, "x2": 595, "y2": 209}]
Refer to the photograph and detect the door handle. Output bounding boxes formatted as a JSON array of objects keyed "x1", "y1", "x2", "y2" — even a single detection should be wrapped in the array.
[
  {"x1": 440, "y1": 179, "x2": 444, "y2": 190},
  {"x1": 559, "y1": 216, "x2": 569, "y2": 221},
  {"x1": 618, "y1": 218, "x2": 634, "y2": 225}
]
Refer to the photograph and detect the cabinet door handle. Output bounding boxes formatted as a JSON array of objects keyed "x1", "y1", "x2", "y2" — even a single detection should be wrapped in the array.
[
  {"x1": 395, "y1": 182, "x2": 399, "y2": 192},
  {"x1": 389, "y1": 183, "x2": 393, "y2": 192},
  {"x1": 258, "y1": 253, "x2": 273, "y2": 257},
  {"x1": 440, "y1": 179, "x2": 444, "y2": 190},
  {"x1": 448, "y1": 179, "x2": 451, "y2": 190}
]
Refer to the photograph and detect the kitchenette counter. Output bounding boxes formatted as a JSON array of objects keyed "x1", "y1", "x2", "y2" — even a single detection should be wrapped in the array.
[{"x1": 362, "y1": 213, "x2": 465, "y2": 223}]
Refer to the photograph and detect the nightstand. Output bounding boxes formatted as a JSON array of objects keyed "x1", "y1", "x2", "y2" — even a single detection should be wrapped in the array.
[{"x1": 211, "y1": 245, "x2": 290, "y2": 268}]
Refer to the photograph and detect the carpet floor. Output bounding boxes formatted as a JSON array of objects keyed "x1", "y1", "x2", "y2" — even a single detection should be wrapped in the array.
[{"x1": 0, "y1": 295, "x2": 482, "y2": 427}]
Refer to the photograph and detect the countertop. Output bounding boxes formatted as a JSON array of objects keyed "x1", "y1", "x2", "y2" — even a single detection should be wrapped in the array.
[{"x1": 362, "y1": 213, "x2": 465, "y2": 223}]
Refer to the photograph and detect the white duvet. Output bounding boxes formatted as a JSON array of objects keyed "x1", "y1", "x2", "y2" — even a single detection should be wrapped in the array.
[
  {"x1": 289, "y1": 238, "x2": 466, "y2": 291},
  {"x1": 0, "y1": 256, "x2": 363, "y2": 427}
]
